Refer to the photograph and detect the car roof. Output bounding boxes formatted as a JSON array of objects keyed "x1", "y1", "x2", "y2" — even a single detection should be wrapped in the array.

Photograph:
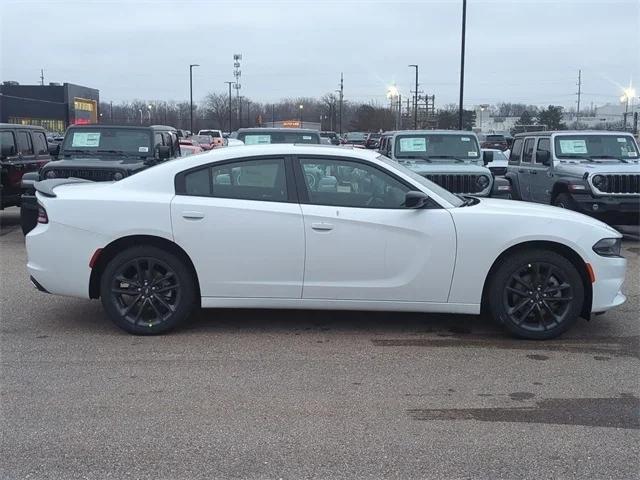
[
  {"x1": 392, "y1": 129, "x2": 477, "y2": 136},
  {"x1": 513, "y1": 130, "x2": 635, "y2": 138},
  {"x1": 0, "y1": 123, "x2": 46, "y2": 130},
  {"x1": 64, "y1": 124, "x2": 176, "y2": 131},
  {"x1": 237, "y1": 128, "x2": 320, "y2": 134}
]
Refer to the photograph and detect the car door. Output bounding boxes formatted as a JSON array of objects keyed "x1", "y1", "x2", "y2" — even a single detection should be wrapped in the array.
[
  {"x1": 171, "y1": 156, "x2": 305, "y2": 298},
  {"x1": 30, "y1": 130, "x2": 51, "y2": 169},
  {"x1": 530, "y1": 137, "x2": 552, "y2": 203},
  {"x1": 518, "y1": 137, "x2": 536, "y2": 201},
  {"x1": 294, "y1": 155, "x2": 457, "y2": 303}
]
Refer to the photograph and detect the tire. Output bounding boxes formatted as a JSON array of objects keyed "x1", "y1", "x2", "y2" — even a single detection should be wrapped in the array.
[
  {"x1": 552, "y1": 193, "x2": 577, "y2": 211},
  {"x1": 488, "y1": 249, "x2": 584, "y2": 340},
  {"x1": 100, "y1": 246, "x2": 196, "y2": 335}
]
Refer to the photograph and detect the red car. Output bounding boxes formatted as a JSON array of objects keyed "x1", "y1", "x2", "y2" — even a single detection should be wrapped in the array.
[
  {"x1": 180, "y1": 144, "x2": 204, "y2": 157},
  {"x1": 479, "y1": 134, "x2": 508, "y2": 151},
  {"x1": 192, "y1": 134, "x2": 215, "y2": 150}
]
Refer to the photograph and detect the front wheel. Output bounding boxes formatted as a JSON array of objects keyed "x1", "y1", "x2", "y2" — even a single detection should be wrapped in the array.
[
  {"x1": 552, "y1": 193, "x2": 578, "y2": 211},
  {"x1": 488, "y1": 249, "x2": 584, "y2": 340},
  {"x1": 100, "y1": 246, "x2": 196, "y2": 335}
]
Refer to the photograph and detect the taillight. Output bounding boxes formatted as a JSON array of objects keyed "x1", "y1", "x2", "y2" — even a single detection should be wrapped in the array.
[{"x1": 37, "y1": 204, "x2": 48, "y2": 224}]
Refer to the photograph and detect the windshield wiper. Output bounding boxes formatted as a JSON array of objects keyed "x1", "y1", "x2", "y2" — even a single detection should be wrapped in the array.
[
  {"x1": 399, "y1": 155, "x2": 431, "y2": 163},
  {"x1": 63, "y1": 149, "x2": 100, "y2": 156},
  {"x1": 429, "y1": 155, "x2": 467, "y2": 163}
]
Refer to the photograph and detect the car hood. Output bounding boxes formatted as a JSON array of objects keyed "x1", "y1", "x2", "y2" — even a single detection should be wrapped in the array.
[
  {"x1": 49, "y1": 156, "x2": 149, "y2": 168},
  {"x1": 457, "y1": 197, "x2": 621, "y2": 235},
  {"x1": 555, "y1": 161, "x2": 640, "y2": 177},
  {"x1": 402, "y1": 162, "x2": 490, "y2": 175}
]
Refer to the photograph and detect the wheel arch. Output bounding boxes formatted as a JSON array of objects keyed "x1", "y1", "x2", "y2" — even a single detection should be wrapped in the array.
[
  {"x1": 480, "y1": 240, "x2": 592, "y2": 320},
  {"x1": 89, "y1": 234, "x2": 201, "y2": 304},
  {"x1": 504, "y1": 172, "x2": 522, "y2": 200},
  {"x1": 550, "y1": 181, "x2": 570, "y2": 201}
]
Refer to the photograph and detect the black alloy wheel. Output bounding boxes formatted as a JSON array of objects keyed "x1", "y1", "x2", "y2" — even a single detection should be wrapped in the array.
[
  {"x1": 100, "y1": 246, "x2": 196, "y2": 334},
  {"x1": 489, "y1": 249, "x2": 584, "y2": 339}
]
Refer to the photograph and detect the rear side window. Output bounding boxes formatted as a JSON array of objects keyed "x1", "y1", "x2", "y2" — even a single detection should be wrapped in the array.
[
  {"x1": 180, "y1": 158, "x2": 288, "y2": 202},
  {"x1": 32, "y1": 131, "x2": 48, "y2": 155},
  {"x1": 522, "y1": 138, "x2": 535, "y2": 163},
  {"x1": 509, "y1": 138, "x2": 523, "y2": 163},
  {"x1": 0, "y1": 131, "x2": 16, "y2": 156},
  {"x1": 17, "y1": 131, "x2": 34, "y2": 154}
]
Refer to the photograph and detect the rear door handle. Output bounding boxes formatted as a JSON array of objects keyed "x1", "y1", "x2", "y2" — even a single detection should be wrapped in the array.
[
  {"x1": 181, "y1": 210, "x2": 205, "y2": 220},
  {"x1": 311, "y1": 222, "x2": 334, "y2": 231}
]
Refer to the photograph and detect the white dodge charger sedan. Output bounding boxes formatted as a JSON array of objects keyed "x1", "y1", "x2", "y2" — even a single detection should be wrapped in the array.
[{"x1": 26, "y1": 144, "x2": 626, "y2": 339}]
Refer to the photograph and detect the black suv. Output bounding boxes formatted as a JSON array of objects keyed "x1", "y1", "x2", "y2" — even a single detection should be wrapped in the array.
[
  {"x1": 20, "y1": 124, "x2": 181, "y2": 233},
  {"x1": 1, "y1": 124, "x2": 54, "y2": 210}
]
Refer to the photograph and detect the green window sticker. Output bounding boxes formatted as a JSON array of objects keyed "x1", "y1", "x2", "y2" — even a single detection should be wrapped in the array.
[
  {"x1": 399, "y1": 137, "x2": 427, "y2": 152},
  {"x1": 71, "y1": 132, "x2": 101, "y2": 147},
  {"x1": 244, "y1": 135, "x2": 271, "y2": 145},
  {"x1": 558, "y1": 139, "x2": 587, "y2": 154}
]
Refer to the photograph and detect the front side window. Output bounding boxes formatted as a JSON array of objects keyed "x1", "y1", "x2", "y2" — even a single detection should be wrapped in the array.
[
  {"x1": 509, "y1": 138, "x2": 523, "y2": 163},
  {"x1": 522, "y1": 138, "x2": 535, "y2": 163},
  {"x1": 535, "y1": 138, "x2": 550, "y2": 164},
  {"x1": 17, "y1": 131, "x2": 34, "y2": 154},
  {"x1": 299, "y1": 157, "x2": 410, "y2": 209},
  {"x1": 182, "y1": 158, "x2": 288, "y2": 202},
  {"x1": 0, "y1": 131, "x2": 16, "y2": 156}
]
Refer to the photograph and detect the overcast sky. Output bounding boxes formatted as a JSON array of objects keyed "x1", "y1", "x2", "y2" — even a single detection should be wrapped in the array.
[{"x1": 1, "y1": 0, "x2": 638, "y2": 108}]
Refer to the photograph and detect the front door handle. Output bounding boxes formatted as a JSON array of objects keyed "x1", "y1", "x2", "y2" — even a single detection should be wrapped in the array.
[
  {"x1": 518, "y1": 169, "x2": 526, "y2": 173},
  {"x1": 530, "y1": 170, "x2": 538, "y2": 175},
  {"x1": 311, "y1": 222, "x2": 334, "y2": 231},
  {"x1": 181, "y1": 210, "x2": 205, "y2": 220}
]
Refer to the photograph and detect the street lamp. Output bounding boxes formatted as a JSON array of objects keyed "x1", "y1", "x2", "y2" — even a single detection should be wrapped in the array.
[
  {"x1": 224, "y1": 81, "x2": 234, "y2": 132},
  {"x1": 138, "y1": 108, "x2": 143, "y2": 125},
  {"x1": 147, "y1": 104, "x2": 153, "y2": 124},
  {"x1": 299, "y1": 104, "x2": 304, "y2": 128},
  {"x1": 620, "y1": 87, "x2": 636, "y2": 130},
  {"x1": 387, "y1": 85, "x2": 400, "y2": 130},
  {"x1": 189, "y1": 64, "x2": 199, "y2": 133},
  {"x1": 478, "y1": 104, "x2": 488, "y2": 131}
]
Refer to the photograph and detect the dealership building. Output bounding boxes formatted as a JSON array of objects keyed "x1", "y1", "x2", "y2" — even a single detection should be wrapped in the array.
[{"x1": 0, "y1": 82, "x2": 99, "y2": 133}]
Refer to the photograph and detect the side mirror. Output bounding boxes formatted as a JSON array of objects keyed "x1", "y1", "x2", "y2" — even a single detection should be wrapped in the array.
[
  {"x1": 482, "y1": 150, "x2": 494, "y2": 165},
  {"x1": 48, "y1": 144, "x2": 60, "y2": 156},
  {"x1": 404, "y1": 190, "x2": 429, "y2": 209},
  {"x1": 156, "y1": 145, "x2": 171, "y2": 160},
  {"x1": 537, "y1": 150, "x2": 551, "y2": 166}
]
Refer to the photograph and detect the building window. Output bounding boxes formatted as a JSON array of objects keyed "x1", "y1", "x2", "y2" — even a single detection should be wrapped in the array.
[{"x1": 7, "y1": 117, "x2": 65, "y2": 133}]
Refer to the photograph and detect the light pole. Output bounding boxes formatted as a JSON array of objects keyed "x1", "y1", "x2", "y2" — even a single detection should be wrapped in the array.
[
  {"x1": 224, "y1": 81, "x2": 234, "y2": 132},
  {"x1": 387, "y1": 85, "x2": 400, "y2": 130},
  {"x1": 147, "y1": 104, "x2": 153, "y2": 124},
  {"x1": 138, "y1": 109, "x2": 143, "y2": 125},
  {"x1": 299, "y1": 104, "x2": 304, "y2": 128},
  {"x1": 189, "y1": 64, "x2": 199, "y2": 133},
  {"x1": 458, "y1": 0, "x2": 467, "y2": 130},
  {"x1": 478, "y1": 104, "x2": 488, "y2": 131},
  {"x1": 408, "y1": 64, "x2": 419, "y2": 129},
  {"x1": 620, "y1": 87, "x2": 636, "y2": 130},
  {"x1": 246, "y1": 100, "x2": 252, "y2": 127}
]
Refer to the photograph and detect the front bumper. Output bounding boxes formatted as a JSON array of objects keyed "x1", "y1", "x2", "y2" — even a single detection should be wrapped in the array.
[
  {"x1": 571, "y1": 194, "x2": 640, "y2": 225},
  {"x1": 591, "y1": 254, "x2": 627, "y2": 313}
]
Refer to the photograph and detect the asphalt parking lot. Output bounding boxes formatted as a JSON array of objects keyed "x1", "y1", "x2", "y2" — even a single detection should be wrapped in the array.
[{"x1": 1, "y1": 206, "x2": 639, "y2": 480}]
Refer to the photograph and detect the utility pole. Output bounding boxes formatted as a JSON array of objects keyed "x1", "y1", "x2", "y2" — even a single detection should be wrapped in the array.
[
  {"x1": 246, "y1": 100, "x2": 252, "y2": 127},
  {"x1": 224, "y1": 81, "x2": 234, "y2": 132},
  {"x1": 576, "y1": 69, "x2": 582, "y2": 129},
  {"x1": 409, "y1": 65, "x2": 419, "y2": 129},
  {"x1": 189, "y1": 64, "x2": 199, "y2": 134},
  {"x1": 109, "y1": 101, "x2": 113, "y2": 123},
  {"x1": 338, "y1": 72, "x2": 344, "y2": 135},
  {"x1": 458, "y1": 0, "x2": 467, "y2": 130},
  {"x1": 40, "y1": 69, "x2": 45, "y2": 86}
]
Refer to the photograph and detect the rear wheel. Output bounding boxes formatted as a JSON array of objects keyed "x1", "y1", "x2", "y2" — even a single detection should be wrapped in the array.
[
  {"x1": 488, "y1": 249, "x2": 584, "y2": 340},
  {"x1": 100, "y1": 246, "x2": 196, "y2": 335}
]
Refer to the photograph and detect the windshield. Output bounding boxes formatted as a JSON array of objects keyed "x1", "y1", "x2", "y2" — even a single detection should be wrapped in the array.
[
  {"x1": 200, "y1": 130, "x2": 221, "y2": 138},
  {"x1": 554, "y1": 134, "x2": 639, "y2": 161},
  {"x1": 484, "y1": 135, "x2": 505, "y2": 142},
  {"x1": 377, "y1": 155, "x2": 464, "y2": 207},
  {"x1": 346, "y1": 132, "x2": 367, "y2": 142},
  {"x1": 237, "y1": 131, "x2": 320, "y2": 144},
  {"x1": 194, "y1": 135, "x2": 213, "y2": 143},
  {"x1": 62, "y1": 128, "x2": 152, "y2": 156},
  {"x1": 394, "y1": 133, "x2": 481, "y2": 161}
]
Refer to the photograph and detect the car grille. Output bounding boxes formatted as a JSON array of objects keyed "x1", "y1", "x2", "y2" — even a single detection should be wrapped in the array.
[
  {"x1": 598, "y1": 174, "x2": 640, "y2": 194},
  {"x1": 489, "y1": 166, "x2": 507, "y2": 176},
  {"x1": 47, "y1": 168, "x2": 124, "y2": 181},
  {"x1": 423, "y1": 174, "x2": 485, "y2": 194}
]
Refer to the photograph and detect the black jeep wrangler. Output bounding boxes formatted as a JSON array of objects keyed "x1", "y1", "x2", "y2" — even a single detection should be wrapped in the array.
[{"x1": 21, "y1": 124, "x2": 181, "y2": 234}]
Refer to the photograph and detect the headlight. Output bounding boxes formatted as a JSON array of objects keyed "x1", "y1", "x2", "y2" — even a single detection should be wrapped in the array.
[
  {"x1": 44, "y1": 170, "x2": 56, "y2": 179},
  {"x1": 592, "y1": 174, "x2": 607, "y2": 190},
  {"x1": 592, "y1": 238, "x2": 622, "y2": 257},
  {"x1": 113, "y1": 172, "x2": 124, "y2": 181},
  {"x1": 476, "y1": 175, "x2": 490, "y2": 189}
]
